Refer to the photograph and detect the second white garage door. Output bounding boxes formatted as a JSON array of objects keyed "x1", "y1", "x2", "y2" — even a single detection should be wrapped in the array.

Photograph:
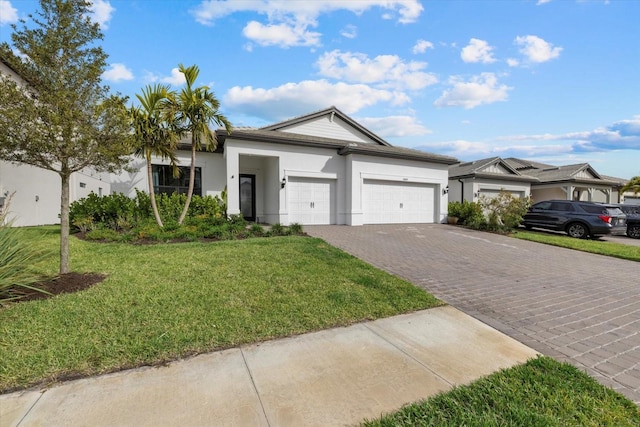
[
  {"x1": 363, "y1": 179, "x2": 436, "y2": 224},
  {"x1": 288, "y1": 177, "x2": 336, "y2": 225}
]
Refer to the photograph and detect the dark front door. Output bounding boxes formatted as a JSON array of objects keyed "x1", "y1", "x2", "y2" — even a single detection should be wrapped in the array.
[{"x1": 240, "y1": 174, "x2": 256, "y2": 221}]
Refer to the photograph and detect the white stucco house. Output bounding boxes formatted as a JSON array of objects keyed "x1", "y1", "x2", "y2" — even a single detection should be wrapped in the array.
[
  {"x1": 0, "y1": 56, "x2": 112, "y2": 226},
  {"x1": 113, "y1": 107, "x2": 459, "y2": 225}
]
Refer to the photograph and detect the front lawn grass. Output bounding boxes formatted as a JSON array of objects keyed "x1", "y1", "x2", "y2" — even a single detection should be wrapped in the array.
[
  {"x1": 511, "y1": 230, "x2": 640, "y2": 262},
  {"x1": 362, "y1": 356, "x2": 640, "y2": 427},
  {"x1": 0, "y1": 227, "x2": 441, "y2": 392}
]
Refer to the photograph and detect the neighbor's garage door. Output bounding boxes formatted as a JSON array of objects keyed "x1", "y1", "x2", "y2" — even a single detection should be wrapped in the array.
[
  {"x1": 288, "y1": 177, "x2": 336, "y2": 225},
  {"x1": 363, "y1": 179, "x2": 435, "y2": 224},
  {"x1": 479, "y1": 189, "x2": 525, "y2": 200}
]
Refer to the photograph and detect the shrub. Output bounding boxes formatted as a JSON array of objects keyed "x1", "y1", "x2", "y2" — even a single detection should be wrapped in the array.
[
  {"x1": 0, "y1": 195, "x2": 51, "y2": 304},
  {"x1": 270, "y1": 223, "x2": 286, "y2": 236},
  {"x1": 248, "y1": 223, "x2": 265, "y2": 237},
  {"x1": 480, "y1": 191, "x2": 532, "y2": 232},
  {"x1": 289, "y1": 223, "x2": 304, "y2": 235},
  {"x1": 449, "y1": 200, "x2": 485, "y2": 226}
]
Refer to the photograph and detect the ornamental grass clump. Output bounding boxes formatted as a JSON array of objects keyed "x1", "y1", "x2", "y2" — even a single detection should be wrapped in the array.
[{"x1": 0, "y1": 194, "x2": 51, "y2": 305}]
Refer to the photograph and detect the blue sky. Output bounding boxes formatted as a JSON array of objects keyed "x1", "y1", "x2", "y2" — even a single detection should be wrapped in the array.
[{"x1": 1, "y1": 0, "x2": 639, "y2": 179}]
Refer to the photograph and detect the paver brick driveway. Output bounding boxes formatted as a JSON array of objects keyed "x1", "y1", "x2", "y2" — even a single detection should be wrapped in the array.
[{"x1": 305, "y1": 224, "x2": 640, "y2": 404}]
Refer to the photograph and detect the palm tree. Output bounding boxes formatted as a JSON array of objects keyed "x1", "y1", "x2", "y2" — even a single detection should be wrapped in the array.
[
  {"x1": 621, "y1": 176, "x2": 640, "y2": 195},
  {"x1": 129, "y1": 84, "x2": 180, "y2": 227},
  {"x1": 171, "y1": 64, "x2": 232, "y2": 225}
]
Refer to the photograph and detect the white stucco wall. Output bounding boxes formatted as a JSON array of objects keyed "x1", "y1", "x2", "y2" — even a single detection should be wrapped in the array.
[
  {"x1": 1, "y1": 161, "x2": 110, "y2": 226},
  {"x1": 111, "y1": 151, "x2": 226, "y2": 198}
]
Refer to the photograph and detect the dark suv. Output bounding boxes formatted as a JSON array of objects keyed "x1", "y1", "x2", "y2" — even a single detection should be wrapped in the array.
[
  {"x1": 522, "y1": 200, "x2": 627, "y2": 238},
  {"x1": 616, "y1": 204, "x2": 640, "y2": 238}
]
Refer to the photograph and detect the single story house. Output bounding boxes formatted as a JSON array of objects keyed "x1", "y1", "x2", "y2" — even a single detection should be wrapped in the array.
[
  {"x1": 447, "y1": 156, "x2": 537, "y2": 203},
  {"x1": 448, "y1": 155, "x2": 634, "y2": 205},
  {"x1": 114, "y1": 107, "x2": 459, "y2": 225}
]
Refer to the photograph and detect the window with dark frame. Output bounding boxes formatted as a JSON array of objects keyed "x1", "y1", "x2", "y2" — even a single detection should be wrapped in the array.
[{"x1": 152, "y1": 165, "x2": 202, "y2": 196}]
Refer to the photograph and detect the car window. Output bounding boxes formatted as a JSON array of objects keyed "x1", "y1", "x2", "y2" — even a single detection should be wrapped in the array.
[
  {"x1": 550, "y1": 202, "x2": 574, "y2": 211},
  {"x1": 605, "y1": 208, "x2": 624, "y2": 216},
  {"x1": 580, "y1": 204, "x2": 606, "y2": 214},
  {"x1": 533, "y1": 201, "x2": 552, "y2": 210}
]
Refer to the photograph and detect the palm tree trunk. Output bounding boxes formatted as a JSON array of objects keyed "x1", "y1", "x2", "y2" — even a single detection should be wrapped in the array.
[
  {"x1": 147, "y1": 154, "x2": 164, "y2": 227},
  {"x1": 177, "y1": 142, "x2": 196, "y2": 224}
]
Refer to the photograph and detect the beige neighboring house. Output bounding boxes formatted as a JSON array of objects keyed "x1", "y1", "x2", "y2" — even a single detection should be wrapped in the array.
[
  {"x1": 448, "y1": 156, "x2": 632, "y2": 205},
  {"x1": 504, "y1": 158, "x2": 625, "y2": 204},
  {"x1": 447, "y1": 156, "x2": 537, "y2": 203},
  {"x1": 0, "y1": 56, "x2": 111, "y2": 226}
]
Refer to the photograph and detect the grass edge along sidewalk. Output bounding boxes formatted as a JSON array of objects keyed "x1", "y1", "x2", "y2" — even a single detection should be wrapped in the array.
[
  {"x1": 1, "y1": 228, "x2": 440, "y2": 392},
  {"x1": 362, "y1": 356, "x2": 640, "y2": 427}
]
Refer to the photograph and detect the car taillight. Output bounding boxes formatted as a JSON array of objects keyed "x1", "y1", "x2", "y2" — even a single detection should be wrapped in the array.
[{"x1": 598, "y1": 215, "x2": 612, "y2": 224}]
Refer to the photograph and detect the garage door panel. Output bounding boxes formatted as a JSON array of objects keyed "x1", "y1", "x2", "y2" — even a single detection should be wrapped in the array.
[
  {"x1": 288, "y1": 177, "x2": 336, "y2": 225},
  {"x1": 363, "y1": 179, "x2": 435, "y2": 224}
]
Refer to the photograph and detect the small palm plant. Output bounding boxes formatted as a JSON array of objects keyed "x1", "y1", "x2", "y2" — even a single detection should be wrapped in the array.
[{"x1": 0, "y1": 193, "x2": 51, "y2": 305}]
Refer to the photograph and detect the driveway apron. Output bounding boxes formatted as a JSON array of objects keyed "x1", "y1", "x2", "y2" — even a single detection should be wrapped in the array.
[{"x1": 305, "y1": 224, "x2": 640, "y2": 404}]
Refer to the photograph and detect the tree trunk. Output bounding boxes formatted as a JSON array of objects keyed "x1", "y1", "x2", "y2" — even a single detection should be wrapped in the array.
[
  {"x1": 59, "y1": 172, "x2": 71, "y2": 274},
  {"x1": 177, "y1": 142, "x2": 196, "y2": 225},
  {"x1": 147, "y1": 154, "x2": 164, "y2": 228}
]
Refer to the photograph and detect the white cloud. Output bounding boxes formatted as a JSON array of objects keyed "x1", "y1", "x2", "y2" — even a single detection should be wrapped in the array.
[
  {"x1": 0, "y1": 0, "x2": 18, "y2": 25},
  {"x1": 316, "y1": 50, "x2": 438, "y2": 90},
  {"x1": 536, "y1": 0, "x2": 552, "y2": 5},
  {"x1": 507, "y1": 58, "x2": 520, "y2": 67},
  {"x1": 340, "y1": 24, "x2": 357, "y2": 39},
  {"x1": 88, "y1": 0, "x2": 115, "y2": 29},
  {"x1": 144, "y1": 68, "x2": 186, "y2": 86},
  {"x1": 191, "y1": 1, "x2": 422, "y2": 48},
  {"x1": 434, "y1": 73, "x2": 512, "y2": 109},
  {"x1": 102, "y1": 63, "x2": 134, "y2": 82},
  {"x1": 243, "y1": 21, "x2": 321, "y2": 47},
  {"x1": 515, "y1": 35, "x2": 562, "y2": 63},
  {"x1": 358, "y1": 115, "x2": 432, "y2": 137},
  {"x1": 412, "y1": 39, "x2": 434, "y2": 54},
  {"x1": 461, "y1": 38, "x2": 496, "y2": 64},
  {"x1": 191, "y1": 0, "x2": 423, "y2": 25},
  {"x1": 224, "y1": 80, "x2": 410, "y2": 121}
]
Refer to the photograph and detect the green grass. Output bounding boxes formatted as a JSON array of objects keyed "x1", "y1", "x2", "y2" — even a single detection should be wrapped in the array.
[
  {"x1": 0, "y1": 226, "x2": 441, "y2": 392},
  {"x1": 362, "y1": 356, "x2": 640, "y2": 427},
  {"x1": 511, "y1": 230, "x2": 640, "y2": 262}
]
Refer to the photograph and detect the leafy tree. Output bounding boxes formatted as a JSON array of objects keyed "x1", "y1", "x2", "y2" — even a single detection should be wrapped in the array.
[
  {"x1": 0, "y1": 0, "x2": 132, "y2": 274},
  {"x1": 129, "y1": 84, "x2": 180, "y2": 227},
  {"x1": 621, "y1": 176, "x2": 640, "y2": 195},
  {"x1": 169, "y1": 64, "x2": 232, "y2": 225}
]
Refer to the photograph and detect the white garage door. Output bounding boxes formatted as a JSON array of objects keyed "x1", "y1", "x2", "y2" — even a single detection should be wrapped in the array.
[
  {"x1": 288, "y1": 177, "x2": 336, "y2": 225},
  {"x1": 363, "y1": 179, "x2": 435, "y2": 224},
  {"x1": 479, "y1": 189, "x2": 525, "y2": 200}
]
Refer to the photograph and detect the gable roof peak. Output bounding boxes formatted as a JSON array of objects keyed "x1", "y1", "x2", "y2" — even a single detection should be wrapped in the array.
[{"x1": 260, "y1": 106, "x2": 391, "y2": 146}]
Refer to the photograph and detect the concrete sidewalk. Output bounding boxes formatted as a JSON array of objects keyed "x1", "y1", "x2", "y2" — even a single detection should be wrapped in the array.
[{"x1": 1, "y1": 306, "x2": 538, "y2": 427}]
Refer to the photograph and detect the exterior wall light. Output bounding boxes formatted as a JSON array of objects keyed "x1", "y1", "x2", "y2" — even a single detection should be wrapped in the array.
[
  {"x1": 281, "y1": 177, "x2": 286, "y2": 189},
  {"x1": 442, "y1": 185, "x2": 449, "y2": 195}
]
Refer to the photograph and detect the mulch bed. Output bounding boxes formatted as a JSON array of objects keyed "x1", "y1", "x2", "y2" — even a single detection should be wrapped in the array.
[{"x1": 11, "y1": 273, "x2": 107, "y2": 303}]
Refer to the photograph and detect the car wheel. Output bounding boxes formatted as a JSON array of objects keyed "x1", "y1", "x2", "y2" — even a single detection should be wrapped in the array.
[
  {"x1": 627, "y1": 225, "x2": 640, "y2": 239},
  {"x1": 566, "y1": 222, "x2": 588, "y2": 239}
]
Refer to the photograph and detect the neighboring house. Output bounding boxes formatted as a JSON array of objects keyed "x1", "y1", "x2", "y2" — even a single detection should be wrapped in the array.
[
  {"x1": 448, "y1": 156, "x2": 630, "y2": 206},
  {"x1": 504, "y1": 158, "x2": 623, "y2": 204},
  {"x1": 114, "y1": 107, "x2": 458, "y2": 225},
  {"x1": 448, "y1": 157, "x2": 537, "y2": 203},
  {"x1": 0, "y1": 56, "x2": 111, "y2": 226}
]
